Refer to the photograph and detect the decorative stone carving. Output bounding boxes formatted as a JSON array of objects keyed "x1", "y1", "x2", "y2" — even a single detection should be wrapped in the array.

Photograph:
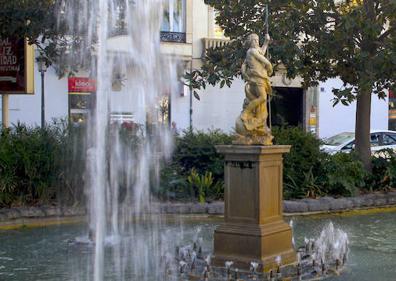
[{"x1": 235, "y1": 34, "x2": 274, "y2": 146}]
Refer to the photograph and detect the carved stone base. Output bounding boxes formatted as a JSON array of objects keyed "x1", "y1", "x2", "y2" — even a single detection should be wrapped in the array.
[
  {"x1": 233, "y1": 133, "x2": 274, "y2": 146},
  {"x1": 234, "y1": 117, "x2": 274, "y2": 146},
  {"x1": 212, "y1": 221, "x2": 296, "y2": 272}
]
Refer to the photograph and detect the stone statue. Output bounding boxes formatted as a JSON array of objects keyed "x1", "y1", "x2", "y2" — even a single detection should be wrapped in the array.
[{"x1": 235, "y1": 33, "x2": 273, "y2": 145}]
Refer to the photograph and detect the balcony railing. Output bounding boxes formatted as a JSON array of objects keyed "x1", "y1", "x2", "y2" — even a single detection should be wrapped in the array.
[
  {"x1": 202, "y1": 38, "x2": 230, "y2": 58},
  {"x1": 108, "y1": 29, "x2": 187, "y2": 44},
  {"x1": 160, "y1": 32, "x2": 186, "y2": 43}
]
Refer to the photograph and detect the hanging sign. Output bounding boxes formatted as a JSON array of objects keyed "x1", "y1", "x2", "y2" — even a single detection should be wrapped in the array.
[
  {"x1": 68, "y1": 77, "x2": 97, "y2": 95},
  {"x1": 0, "y1": 38, "x2": 34, "y2": 94}
]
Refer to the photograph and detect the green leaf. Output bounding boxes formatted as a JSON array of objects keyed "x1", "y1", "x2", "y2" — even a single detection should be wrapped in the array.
[{"x1": 193, "y1": 91, "x2": 201, "y2": 101}]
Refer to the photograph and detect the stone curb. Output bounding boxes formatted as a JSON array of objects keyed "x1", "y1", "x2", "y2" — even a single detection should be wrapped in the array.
[
  {"x1": 0, "y1": 206, "x2": 85, "y2": 222},
  {"x1": 1, "y1": 192, "x2": 396, "y2": 222},
  {"x1": 284, "y1": 192, "x2": 396, "y2": 214}
]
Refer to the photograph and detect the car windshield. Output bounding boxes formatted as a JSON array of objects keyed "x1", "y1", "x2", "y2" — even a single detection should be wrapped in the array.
[{"x1": 324, "y1": 132, "x2": 355, "y2": 146}]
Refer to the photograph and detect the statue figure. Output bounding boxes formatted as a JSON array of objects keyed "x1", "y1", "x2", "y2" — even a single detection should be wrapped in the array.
[{"x1": 235, "y1": 33, "x2": 274, "y2": 145}]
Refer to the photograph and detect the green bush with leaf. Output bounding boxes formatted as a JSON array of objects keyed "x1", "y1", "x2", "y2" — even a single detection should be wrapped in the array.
[
  {"x1": 365, "y1": 149, "x2": 396, "y2": 192},
  {"x1": 173, "y1": 129, "x2": 233, "y2": 182},
  {"x1": 0, "y1": 124, "x2": 59, "y2": 206},
  {"x1": 157, "y1": 164, "x2": 190, "y2": 201},
  {"x1": 159, "y1": 127, "x2": 374, "y2": 201},
  {"x1": 322, "y1": 152, "x2": 366, "y2": 197},
  {"x1": 1, "y1": 122, "x2": 393, "y2": 207},
  {"x1": 159, "y1": 129, "x2": 231, "y2": 201},
  {"x1": 273, "y1": 127, "x2": 328, "y2": 199},
  {"x1": 0, "y1": 121, "x2": 86, "y2": 207},
  {"x1": 187, "y1": 169, "x2": 224, "y2": 203}
]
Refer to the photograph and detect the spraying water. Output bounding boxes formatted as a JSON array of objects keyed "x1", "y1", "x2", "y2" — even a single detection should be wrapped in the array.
[{"x1": 58, "y1": 1, "x2": 176, "y2": 280}]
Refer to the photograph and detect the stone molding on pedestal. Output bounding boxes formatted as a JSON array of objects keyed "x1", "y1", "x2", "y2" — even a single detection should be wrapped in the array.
[{"x1": 213, "y1": 145, "x2": 296, "y2": 272}]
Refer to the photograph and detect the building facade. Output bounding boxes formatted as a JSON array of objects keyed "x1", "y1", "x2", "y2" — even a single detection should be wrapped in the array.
[{"x1": 1, "y1": 0, "x2": 389, "y2": 138}]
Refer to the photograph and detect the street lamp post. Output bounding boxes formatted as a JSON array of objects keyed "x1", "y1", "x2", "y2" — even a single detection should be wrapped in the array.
[{"x1": 37, "y1": 57, "x2": 47, "y2": 128}]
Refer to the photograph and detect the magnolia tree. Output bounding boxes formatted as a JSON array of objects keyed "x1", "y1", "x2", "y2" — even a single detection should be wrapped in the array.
[{"x1": 187, "y1": 0, "x2": 396, "y2": 170}]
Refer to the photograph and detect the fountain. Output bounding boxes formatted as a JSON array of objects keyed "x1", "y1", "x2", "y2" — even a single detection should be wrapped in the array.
[
  {"x1": 59, "y1": 0, "x2": 176, "y2": 280},
  {"x1": 53, "y1": 1, "x2": 351, "y2": 280},
  {"x1": 2, "y1": 1, "x2": 396, "y2": 280},
  {"x1": 161, "y1": 221, "x2": 349, "y2": 281}
]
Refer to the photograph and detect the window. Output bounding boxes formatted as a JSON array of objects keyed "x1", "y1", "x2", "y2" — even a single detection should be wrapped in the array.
[
  {"x1": 161, "y1": 0, "x2": 186, "y2": 33},
  {"x1": 342, "y1": 141, "x2": 355, "y2": 151},
  {"x1": 383, "y1": 133, "x2": 396, "y2": 145},
  {"x1": 370, "y1": 133, "x2": 381, "y2": 147},
  {"x1": 324, "y1": 132, "x2": 354, "y2": 146}
]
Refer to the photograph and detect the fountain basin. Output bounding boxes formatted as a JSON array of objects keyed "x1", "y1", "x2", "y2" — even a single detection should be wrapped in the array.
[{"x1": 0, "y1": 210, "x2": 395, "y2": 280}]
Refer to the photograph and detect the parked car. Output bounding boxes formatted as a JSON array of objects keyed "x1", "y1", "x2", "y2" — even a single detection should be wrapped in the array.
[{"x1": 321, "y1": 130, "x2": 396, "y2": 154}]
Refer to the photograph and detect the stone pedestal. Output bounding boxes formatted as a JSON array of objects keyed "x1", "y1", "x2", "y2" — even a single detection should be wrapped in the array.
[{"x1": 213, "y1": 145, "x2": 296, "y2": 271}]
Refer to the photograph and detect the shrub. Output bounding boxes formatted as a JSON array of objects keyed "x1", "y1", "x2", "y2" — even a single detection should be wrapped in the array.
[
  {"x1": 273, "y1": 127, "x2": 367, "y2": 198},
  {"x1": 187, "y1": 169, "x2": 224, "y2": 203},
  {"x1": 157, "y1": 164, "x2": 191, "y2": 201},
  {"x1": 0, "y1": 121, "x2": 86, "y2": 207},
  {"x1": 160, "y1": 127, "x2": 370, "y2": 201},
  {"x1": 55, "y1": 121, "x2": 87, "y2": 205},
  {"x1": 273, "y1": 127, "x2": 328, "y2": 199},
  {"x1": 173, "y1": 129, "x2": 232, "y2": 182},
  {"x1": 0, "y1": 123, "x2": 61, "y2": 206},
  {"x1": 159, "y1": 129, "x2": 232, "y2": 201},
  {"x1": 366, "y1": 149, "x2": 396, "y2": 192},
  {"x1": 322, "y1": 152, "x2": 366, "y2": 197}
]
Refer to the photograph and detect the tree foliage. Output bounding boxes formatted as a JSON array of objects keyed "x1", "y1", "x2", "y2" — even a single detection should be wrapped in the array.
[
  {"x1": 0, "y1": 1, "x2": 62, "y2": 69},
  {"x1": 192, "y1": 0, "x2": 396, "y2": 97},
  {"x1": 189, "y1": 0, "x2": 396, "y2": 170},
  {"x1": 0, "y1": 0, "x2": 108, "y2": 77}
]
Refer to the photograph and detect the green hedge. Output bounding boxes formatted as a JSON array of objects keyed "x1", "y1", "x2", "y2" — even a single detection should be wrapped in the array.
[
  {"x1": 0, "y1": 122, "x2": 85, "y2": 207},
  {"x1": 157, "y1": 130, "x2": 232, "y2": 201},
  {"x1": 159, "y1": 127, "x2": 379, "y2": 201},
  {"x1": 273, "y1": 127, "x2": 366, "y2": 199},
  {"x1": 1, "y1": 123, "x2": 393, "y2": 207}
]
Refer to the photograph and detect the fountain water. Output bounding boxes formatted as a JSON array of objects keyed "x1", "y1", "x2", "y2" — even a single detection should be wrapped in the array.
[
  {"x1": 58, "y1": 0, "x2": 176, "y2": 280},
  {"x1": 171, "y1": 222, "x2": 349, "y2": 281}
]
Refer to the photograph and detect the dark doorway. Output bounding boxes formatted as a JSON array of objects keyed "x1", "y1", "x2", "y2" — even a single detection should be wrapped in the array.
[{"x1": 269, "y1": 87, "x2": 304, "y2": 127}]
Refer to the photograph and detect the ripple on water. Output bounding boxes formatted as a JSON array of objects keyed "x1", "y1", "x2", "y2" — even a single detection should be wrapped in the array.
[{"x1": 0, "y1": 257, "x2": 13, "y2": 261}]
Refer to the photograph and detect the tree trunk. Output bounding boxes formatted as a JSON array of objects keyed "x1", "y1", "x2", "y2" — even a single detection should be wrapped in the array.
[{"x1": 355, "y1": 88, "x2": 372, "y2": 171}]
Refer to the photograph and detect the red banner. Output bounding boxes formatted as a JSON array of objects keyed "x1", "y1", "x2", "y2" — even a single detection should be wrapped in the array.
[
  {"x1": 0, "y1": 38, "x2": 27, "y2": 93},
  {"x1": 68, "y1": 77, "x2": 96, "y2": 94}
]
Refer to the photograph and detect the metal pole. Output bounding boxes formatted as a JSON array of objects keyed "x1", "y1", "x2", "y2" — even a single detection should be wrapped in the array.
[
  {"x1": 2, "y1": 94, "x2": 9, "y2": 128},
  {"x1": 265, "y1": 4, "x2": 272, "y2": 130},
  {"x1": 189, "y1": 61, "x2": 193, "y2": 130},
  {"x1": 265, "y1": 4, "x2": 269, "y2": 35},
  {"x1": 41, "y1": 71, "x2": 45, "y2": 128},
  {"x1": 168, "y1": 92, "x2": 172, "y2": 128}
]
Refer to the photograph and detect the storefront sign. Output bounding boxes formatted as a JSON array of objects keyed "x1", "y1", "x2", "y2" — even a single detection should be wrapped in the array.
[
  {"x1": 68, "y1": 77, "x2": 96, "y2": 94},
  {"x1": 0, "y1": 38, "x2": 34, "y2": 94}
]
